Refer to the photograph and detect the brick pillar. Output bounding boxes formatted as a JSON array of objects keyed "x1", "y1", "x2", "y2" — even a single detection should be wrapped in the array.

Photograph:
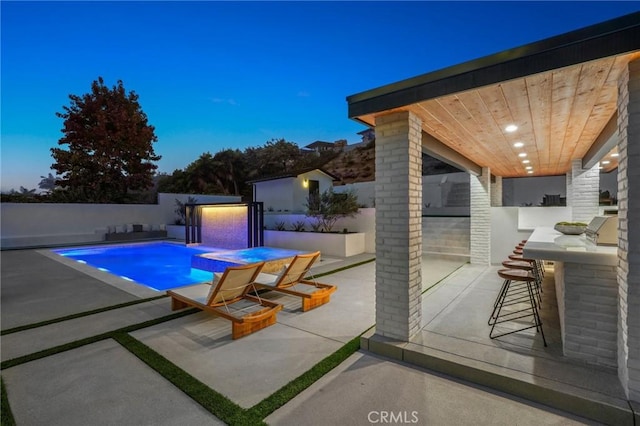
[
  {"x1": 491, "y1": 175, "x2": 502, "y2": 207},
  {"x1": 470, "y1": 167, "x2": 491, "y2": 265},
  {"x1": 569, "y1": 159, "x2": 599, "y2": 223},
  {"x1": 374, "y1": 111, "x2": 423, "y2": 340},
  {"x1": 618, "y1": 58, "x2": 640, "y2": 401}
]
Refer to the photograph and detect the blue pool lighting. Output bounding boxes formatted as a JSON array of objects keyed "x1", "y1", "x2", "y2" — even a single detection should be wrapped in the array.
[{"x1": 53, "y1": 242, "x2": 238, "y2": 291}]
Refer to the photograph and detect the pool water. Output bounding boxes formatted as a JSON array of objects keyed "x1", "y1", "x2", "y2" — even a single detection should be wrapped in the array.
[{"x1": 53, "y1": 242, "x2": 240, "y2": 291}]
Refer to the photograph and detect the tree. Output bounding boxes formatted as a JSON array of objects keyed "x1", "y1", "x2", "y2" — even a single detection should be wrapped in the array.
[
  {"x1": 51, "y1": 77, "x2": 161, "y2": 203},
  {"x1": 38, "y1": 173, "x2": 57, "y2": 193},
  {"x1": 211, "y1": 149, "x2": 247, "y2": 196},
  {"x1": 245, "y1": 138, "x2": 301, "y2": 180},
  {"x1": 305, "y1": 188, "x2": 360, "y2": 232}
]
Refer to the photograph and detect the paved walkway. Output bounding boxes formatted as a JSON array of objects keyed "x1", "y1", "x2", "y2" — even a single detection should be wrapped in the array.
[{"x1": 1, "y1": 248, "x2": 601, "y2": 425}]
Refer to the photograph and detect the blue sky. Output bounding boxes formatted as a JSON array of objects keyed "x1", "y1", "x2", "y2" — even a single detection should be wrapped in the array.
[{"x1": 1, "y1": 1, "x2": 638, "y2": 192}]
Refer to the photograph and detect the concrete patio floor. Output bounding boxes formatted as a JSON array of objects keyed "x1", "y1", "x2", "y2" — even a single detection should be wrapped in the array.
[{"x1": 0, "y1": 247, "x2": 616, "y2": 425}]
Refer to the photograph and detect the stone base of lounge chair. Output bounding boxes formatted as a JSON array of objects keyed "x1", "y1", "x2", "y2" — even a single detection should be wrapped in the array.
[
  {"x1": 253, "y1": 251, "x2": 338, "y2": 312},
  {"x1": 170, "y1": 295, "x2": 280, "y2": 339},
  {"x1": 167, "y1": 262, "x2": 283, "y2": 340},
  {"x1": 300, "y1": 285, "x2": 336, "y2": 311}
]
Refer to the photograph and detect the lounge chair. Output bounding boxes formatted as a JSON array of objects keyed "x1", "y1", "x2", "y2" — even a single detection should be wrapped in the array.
[
  {"x1": 253, "y1": 251, "x2": 337, "y2": 311},
  {"x1": 167, "y1": 262, "x2": 282, "y2": 339}
]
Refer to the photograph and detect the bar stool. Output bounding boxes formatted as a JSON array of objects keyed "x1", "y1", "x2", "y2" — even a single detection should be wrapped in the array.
[
  {"x1": 489, "y1": 268, "x2": 547, "y2": 346},
  {"x1": 509, "y1": 251, "x2": 544, "y2": 286},
  {"x1": 516, "y1": 242, "x2": 544, "y2": 278},
  {"x1": 501, "y1": 260, "x2": 541, "y2": 304}
]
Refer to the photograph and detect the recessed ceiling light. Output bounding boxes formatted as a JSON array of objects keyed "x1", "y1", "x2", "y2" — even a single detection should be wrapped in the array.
[
  {"x1": 522, "y1": 160, "x2": 530, "y2": 164},
  {"x1": 525, "y1": 166, "x2": 533, "y2": 170},
  {"x1": 602, "y1": 160, "x2": 611, "y2": 165},
  {"x1": 513, "y1": 142, "x2": 524, "y2": 148},
  {"x1": 527, "y1": 170, "x2": 534, "y2": 174},
  {"x1": 611, "y1": 153, "x2": 619, "y2": 157},
  {"x1": 518, "y1": 153, "x2": 527, "y2": 158},
  {"x1": 599, "y1": 166, "x2": 604, "y2": 170},
  {"x1": 505, "y1": 124, "x2": 518, "y2": 133}
]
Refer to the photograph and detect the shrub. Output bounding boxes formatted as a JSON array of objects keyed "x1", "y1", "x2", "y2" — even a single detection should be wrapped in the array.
[
  {"x1": 291, "y1": 220, "x2": 306, "y2": 231},
  {"x1": 305, "y1": 188, "x2": 359, "y2": 232}
]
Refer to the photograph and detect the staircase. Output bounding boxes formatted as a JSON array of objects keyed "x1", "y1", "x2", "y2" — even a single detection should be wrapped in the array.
[{"x1": 422, "y1": 217, "x2": 470, "y2": 259}]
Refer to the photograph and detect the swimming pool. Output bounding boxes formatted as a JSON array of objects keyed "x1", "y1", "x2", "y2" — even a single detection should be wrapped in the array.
[{"x1": 53, "y1": 242, "x2": 239, "y2": 291}]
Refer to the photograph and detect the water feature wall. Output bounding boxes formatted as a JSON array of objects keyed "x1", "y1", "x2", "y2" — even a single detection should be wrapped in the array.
[{"x1": 200, "y1": 205, "x2": 249, "y2": 249}]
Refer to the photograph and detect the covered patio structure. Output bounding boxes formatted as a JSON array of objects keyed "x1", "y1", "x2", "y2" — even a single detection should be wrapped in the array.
[{"x1": 347, "y1": 11, "x2": 640, "y2": 421}]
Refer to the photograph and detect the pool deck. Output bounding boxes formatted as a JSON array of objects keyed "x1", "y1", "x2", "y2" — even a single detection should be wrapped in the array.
[{"x1": 0, "y1": 247, "x2": 622, "y2": 425}]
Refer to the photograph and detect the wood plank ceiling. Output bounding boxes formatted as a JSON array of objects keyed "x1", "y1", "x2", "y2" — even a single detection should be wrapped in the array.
[{"x1": 355, "y1": 52, "x2": 640, "y2": 177}]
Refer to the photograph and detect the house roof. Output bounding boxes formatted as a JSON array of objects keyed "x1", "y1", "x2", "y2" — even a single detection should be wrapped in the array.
[
  {"x1": 347, "y1": 12, "x2": 640, "y2": 178},
  {"x1": 305, "y1": 141, "x2": 335, "y2": 149},
  {"x1": 246, "y1": 168, "x2": 340, "y2": 184}
]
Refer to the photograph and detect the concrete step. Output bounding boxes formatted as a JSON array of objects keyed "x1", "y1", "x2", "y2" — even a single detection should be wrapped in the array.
[
  {"x1": 362, "y1": 330, "x2": 633, "y2": 426},
  {"x1": 422, "y1": 245, "x2": 470, "y2": 255}
]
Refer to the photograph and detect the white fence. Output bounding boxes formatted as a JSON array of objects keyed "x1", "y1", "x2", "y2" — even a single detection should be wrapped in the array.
[{"x1": 0, "y1": 193, "x2": 240, "y2": 249}]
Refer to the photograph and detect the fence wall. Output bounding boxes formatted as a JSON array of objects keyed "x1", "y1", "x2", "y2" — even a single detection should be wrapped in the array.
[{"x1": 1, "y1": 193, "x2": 240, "y2": 249}]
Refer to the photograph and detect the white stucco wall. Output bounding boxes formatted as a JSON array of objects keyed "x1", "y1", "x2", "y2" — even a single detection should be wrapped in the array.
[
  {"x1": 1, "y1": 193, "x2": 240, "y2": 248},
  {"x1": 253, "y1": 170, "x2": 335, "y2": 213},
  {"x1": 255, "y1": 178, "x2": 295, "y2": 212}
]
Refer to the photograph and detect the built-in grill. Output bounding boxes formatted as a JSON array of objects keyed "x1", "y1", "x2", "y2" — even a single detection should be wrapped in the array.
[{"x1": 585, "y1": 215, "x2": 618, "y2": 246}]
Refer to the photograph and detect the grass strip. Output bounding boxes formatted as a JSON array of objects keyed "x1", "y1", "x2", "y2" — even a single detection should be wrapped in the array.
[
  {"x1": 1, "y1": 294, "x2": 168, "y2": 336},
  {"x1": 248, "y1": 335, "x2": 361, "y2": 420},
  {"x1": 113, "y1": 333, "x2": 265, "y2": 426},
  {"x1": 0, "y1": 308, "x2": 197, "y2": 371},
  {"x1": 0, "y1": 377, "x2": 16, "y2": 426}
]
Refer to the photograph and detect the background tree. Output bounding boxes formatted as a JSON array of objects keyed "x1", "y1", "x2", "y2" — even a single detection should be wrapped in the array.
[
  {"x1": 51, "y1": 77, "x2": 161, "y2": 203},
  {"x1": 211, "y1": 149, "x2": 248, "y2": 196},
  {"x1": 38, "y1": 173, "x2": 57, "y2": 193},
  {"x1": 245, "y1": 138, "x2": 302, "y2": 180}
]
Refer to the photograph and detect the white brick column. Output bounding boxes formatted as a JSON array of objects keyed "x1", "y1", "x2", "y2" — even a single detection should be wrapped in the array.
[
  {"x1": 470, "y1": 167, "x2": 491, "y2": 265},
  {"x1": 617, "y1": 58, "x2": 640, "y2": 401},
  {"x1": 569, "y1": 159, "x2": 599, "y2": 223},
  {"x1": 491, "y1": 175, "x2": 502, "y2": 207},
  {"x1": 374, "y1": 111, "x2": 423, "y2": 340}
]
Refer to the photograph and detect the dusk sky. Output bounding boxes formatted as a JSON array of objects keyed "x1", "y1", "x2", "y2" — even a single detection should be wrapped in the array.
[{"x1": 2, "y1": 1, "x2": 638, "y2": 193}]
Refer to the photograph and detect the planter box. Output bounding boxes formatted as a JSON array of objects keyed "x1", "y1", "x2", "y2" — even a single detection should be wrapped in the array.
[{"x1": 264, "y1": 230, "x2": 365, "y2": 257}]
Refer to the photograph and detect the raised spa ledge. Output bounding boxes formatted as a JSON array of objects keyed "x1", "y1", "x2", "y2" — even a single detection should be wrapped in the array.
[{"x1": 522, "y1": 227, "x2": 617, "y2": 266}]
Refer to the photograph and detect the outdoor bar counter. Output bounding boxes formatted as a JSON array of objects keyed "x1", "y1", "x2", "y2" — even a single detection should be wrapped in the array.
[{"x1": 523, "y1": 227, "x2": 618, "y2": 368}]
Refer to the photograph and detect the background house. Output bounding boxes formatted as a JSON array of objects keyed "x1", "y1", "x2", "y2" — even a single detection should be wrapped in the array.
[{"x1": 248, "y1": 168, "x2": 338, "y2": 213}]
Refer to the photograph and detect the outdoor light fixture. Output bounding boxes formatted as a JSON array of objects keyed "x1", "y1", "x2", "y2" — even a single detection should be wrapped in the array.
[
  {"x1": 505, "y1": 124, "x2": 518, "y2": 132},
  {"x1": 522, "y1": 160, "x2": 530, "y2": 164},
  {"x1": 518, "y1": 153, "x2": 527, "y2": 158},
  {"x1": 303, "y1": 179, "x2": 309, "y2": 188},
  {"x1": 513, "y1": 142, "x2": 524, "y2": 148}
]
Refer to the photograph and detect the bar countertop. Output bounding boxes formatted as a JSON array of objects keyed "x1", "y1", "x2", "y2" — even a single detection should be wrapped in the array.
[{"x1": 522, "y1": 227, "x2": 617, "y2": 266}]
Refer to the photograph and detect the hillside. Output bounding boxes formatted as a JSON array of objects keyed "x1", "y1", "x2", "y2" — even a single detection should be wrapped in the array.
[
  {"x1": 321, "y1": 142, "x2": 463, "y2": 185},
  {"x1": 322, "y1": 144, "x2": 375, "y2": 184}
]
